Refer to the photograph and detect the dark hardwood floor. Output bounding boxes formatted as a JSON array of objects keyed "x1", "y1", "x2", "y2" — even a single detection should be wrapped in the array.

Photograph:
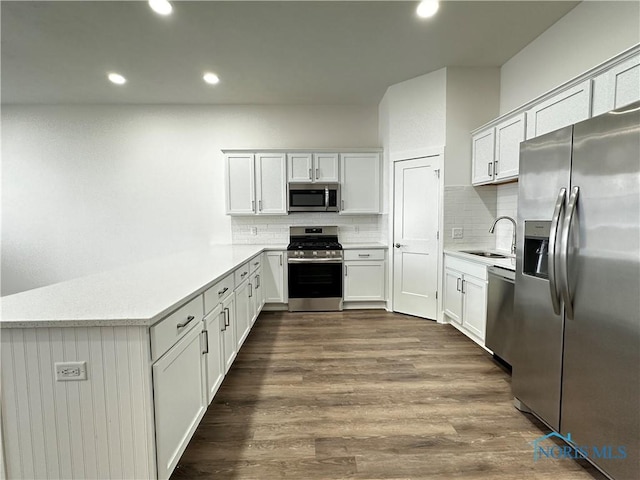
[{"x1": 171, "y1": 310, "x2": 605, "y2": 480}]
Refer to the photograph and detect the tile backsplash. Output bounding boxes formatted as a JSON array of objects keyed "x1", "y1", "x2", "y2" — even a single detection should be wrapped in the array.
[
  {"x1": 443, "y1": 186, "x2": 497, "y2": 250},
  {"x1": 495, "y1": 182, "x2": 519, "y2": 252},
  {"x1": 231, "y1": 213, "x2": 385, "y2": 244}
]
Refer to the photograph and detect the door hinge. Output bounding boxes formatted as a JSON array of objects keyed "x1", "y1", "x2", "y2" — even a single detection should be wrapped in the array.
[
  {"x1": 435, "y1": 291, "x2": 438, "y2": 300},
  {"x1": 434, "y1": 169, "x2": 440, "y2": 178},
  {"x1": 436, "y1": 231, "x2": 439, "y2": 240}
]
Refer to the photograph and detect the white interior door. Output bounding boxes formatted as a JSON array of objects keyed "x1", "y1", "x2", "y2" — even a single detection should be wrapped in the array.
[{"x1": 393, "y1": 157, "x2": 440, "y2": 319}]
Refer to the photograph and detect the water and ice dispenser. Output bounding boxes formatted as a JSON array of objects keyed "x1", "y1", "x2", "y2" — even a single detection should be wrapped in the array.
[{"x1": 523, "y1": 221, "x2": 551, "y2": 279}]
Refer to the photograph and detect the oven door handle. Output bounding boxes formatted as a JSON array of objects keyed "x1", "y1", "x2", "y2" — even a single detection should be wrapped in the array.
[{"x1": 287, "y1": 258, "x2": 343, "y2": 264}]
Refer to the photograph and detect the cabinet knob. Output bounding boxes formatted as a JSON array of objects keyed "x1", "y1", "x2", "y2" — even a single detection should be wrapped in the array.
[{"x1": 394, "y1": 243, "x2": 403, "y2": 248}]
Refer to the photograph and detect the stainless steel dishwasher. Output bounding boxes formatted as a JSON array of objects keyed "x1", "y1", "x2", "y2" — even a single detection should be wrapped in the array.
[{"x1": 486, "y1": 266, "x2": 515, "y2": 367}]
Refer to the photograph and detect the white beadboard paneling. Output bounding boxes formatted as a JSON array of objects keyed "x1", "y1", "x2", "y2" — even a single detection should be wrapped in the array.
[{"x1": 1, "y1": 326, "x2": 155, "y2": 480}]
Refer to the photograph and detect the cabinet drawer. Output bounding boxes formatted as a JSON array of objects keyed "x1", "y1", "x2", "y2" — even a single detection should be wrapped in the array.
[
  {"x1": 249, "y1": 254, "x2": 262, "y2": 273},
  {"x1": 444, "y1": 255, "x2": 487, "y2": 281},
  {"x1": 203, "y1": 272, "x2": 234, "y2": 314},
  {"x1": 343, "y1": 249, "x2": 385, "y2": 261},
  {"x1": 151, "y1": 295, "x2": 204, "y2": 361},
  {"x1": 234, "y1": 262, "x2": 250, "y2": 286}
]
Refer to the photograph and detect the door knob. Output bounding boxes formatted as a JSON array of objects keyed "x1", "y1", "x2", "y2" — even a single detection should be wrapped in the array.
[{"x1": 394, "y1": 243, "x2": 403, "y2": 248}]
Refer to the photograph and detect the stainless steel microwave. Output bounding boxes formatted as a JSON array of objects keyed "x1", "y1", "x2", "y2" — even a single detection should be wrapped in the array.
[{"x1": 288, "y1": 183, "x2": 340, "y2": 212}]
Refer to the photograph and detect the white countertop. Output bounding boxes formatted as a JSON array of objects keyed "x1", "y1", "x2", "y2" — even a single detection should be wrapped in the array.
[
  {"x1": 444, "y1": 248, "x2": 516, "y2": 271},
  {"x1": 341, "y1": 242, "x2": 388, "y2": 249},
  {"x1": 1, "y1": 244, "x2": 285, "y2": 329}
]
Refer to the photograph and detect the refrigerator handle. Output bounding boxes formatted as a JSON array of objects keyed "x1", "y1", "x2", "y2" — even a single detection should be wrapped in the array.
[
  {"x1": 559, "y1": 186, "x2": 580, "y2": 320},
  {"x1": 548, "y1": 188, "x2": 566, "y2": 315}
]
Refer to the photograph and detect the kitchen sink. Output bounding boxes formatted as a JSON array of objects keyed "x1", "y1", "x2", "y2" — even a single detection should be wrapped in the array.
[{"x1": 461, "y1": 250, "x2": 508, "y2": 259}]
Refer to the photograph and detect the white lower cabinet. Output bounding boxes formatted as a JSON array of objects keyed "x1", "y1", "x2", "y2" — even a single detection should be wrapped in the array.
[
  {"x1": 263, "y1": 251, "x2": 287, "y2": 304},
  {"x1": 343, "y1": 249, "x2": 386, "y2": 302},
  {"x1": 221, "y1": 292, "x2": 237, "y2": 373},
  {"x1": 152, "y1": 322, "x2": 207, "y2": 480},
  {"x1": 203, "y1": 303, "x2": 225, "y2": 404},
  {"x1": 443, "y1": 255, "x2": 488, "y2": 345},
  {"x1": 250, "y1": 265, "x2": 265, "y2": 324},
  {"x1": 234, "y1": 279, "x2": 251, "y2": 350}
]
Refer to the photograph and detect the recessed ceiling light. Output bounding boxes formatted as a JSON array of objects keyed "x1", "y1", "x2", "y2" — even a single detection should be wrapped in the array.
[
  {"x1": 417, "y1": 0, "x2": 439, "y2": 19},
  {"x1": 203, "y1": 72, "x2": 220, "y2": 85},
  {"x1": 149, "y1": 0, "x2": 172, "y2": 16},
  {"x1": 107, "y1": 73, "x2": 127, "y2": 85}
]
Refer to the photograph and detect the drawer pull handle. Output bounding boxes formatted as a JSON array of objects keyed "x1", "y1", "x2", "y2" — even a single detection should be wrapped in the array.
[
  {"x1": 241, "y1": 271, "x2": 248, "y2": 278},
  {"x1": 202, "y1": 330, "x2": 209, "y2": 354},
  {"x1": 358, "y1": 254, "x2": 370, "y2": 257},
  {"x1": 254, "y1": 262, "x2": 259, "y2": 266},
  {"x1": 218, "y1": 287, "x2": 228, "y2": 296},
  {"x1": 177, "y1": 315, "x2": 195, "y2": 329}
]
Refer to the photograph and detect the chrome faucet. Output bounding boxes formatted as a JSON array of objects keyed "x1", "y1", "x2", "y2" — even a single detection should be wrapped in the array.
[{"x1": 489, "y1": 216, "x2": 517, "y2": 255}]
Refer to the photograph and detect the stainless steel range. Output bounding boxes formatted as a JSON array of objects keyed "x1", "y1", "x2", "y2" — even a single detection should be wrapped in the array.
[{"x1": 287, "y1": 226, "x2": 343, "y2": 312}]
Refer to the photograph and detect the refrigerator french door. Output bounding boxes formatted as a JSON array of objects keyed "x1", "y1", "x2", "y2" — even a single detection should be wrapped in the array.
[{"x1": 513, "y1": 101, "x2": 639, "y2": 480}]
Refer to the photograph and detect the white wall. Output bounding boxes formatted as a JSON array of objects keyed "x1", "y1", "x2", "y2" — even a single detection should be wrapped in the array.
[
  {"x1": 1, "y1": 105, "x2": 378, "y2": 295},
  {"x1": 500, "y1": 0, "x2": 640, "y2": 114},
  {"x1": 445, "y1": 67, "x2": 500, "y2": 186},
  {"x1": 378, "y1": 69, "x2": 447, "y2": 157}
]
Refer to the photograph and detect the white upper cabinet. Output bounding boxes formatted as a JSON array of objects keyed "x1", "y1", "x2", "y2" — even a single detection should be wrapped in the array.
[
  {"x1": 494, "y1": 112, "x2": 525, "y2": 182},
  {"x1": 471, "y1": 129, "x2": 495, "y2": 185},
  {"x1": 255, "y1": 153, "x2": 287, "y2": 215},
  {"x1": 226, "y1": 153, "x2": 255, "y2": 215},
  {"x1": 592, "y1": 53, "x2": 640, "y2": 116},
  {"x1": 340, "y1": 152, "x2": 381, "y2": 215},
  {"x1": 226, "y1": 152, "x2": 286, "y2": 216},
  {"x1": 313, "y1": 153, "x2": 339, "y2": 182},
  {"x1": 287, "y1": 153, "x2": 339, "y2": 183},
  {"x1": 526, "y1": 79, "x2": 592, "y2": 139},
  {"x1": 287, "y1": 153, "x2": 313, "y2": 183}
]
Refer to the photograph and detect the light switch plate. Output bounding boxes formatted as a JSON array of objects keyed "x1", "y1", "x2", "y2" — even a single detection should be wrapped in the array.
[
  {"x1": 55, "y1": 361, "x2": 87, "y2": 381},
  {"x1": 452, "y1": 228, "x2": 464, "y2": 239}
]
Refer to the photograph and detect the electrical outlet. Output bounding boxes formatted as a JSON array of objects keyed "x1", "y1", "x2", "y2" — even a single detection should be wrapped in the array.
[
  {"x1": 55, "y1": 361, "x2": 87, "y2": 381},
  {"x1": 250, "y1": 227, "x2": 257, "y2": 236},
  {"x1": 452, "y1": 228, "x2": 464, "y2": 239}
]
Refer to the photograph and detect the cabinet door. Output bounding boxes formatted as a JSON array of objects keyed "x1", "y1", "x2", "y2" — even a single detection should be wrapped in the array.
[
  {"x1": 255, "y1": 153, "x2": 287, "y2": 215},
  {"x1": 443, "y1": 268, "x2": 463, "y2": 324},
  {"x1": 152, "y1": 323, "x2": 206, "y2": 480},
  {"x1": 313, "y1": 153, "x2": 339, "y2": 182},
  {"x1": 462, "y1": 274, "x2": 488, "y2": 342},
  {"x1": 592, "y1": 54, "x2": 640, "y2": 116},
  {"x1": 343, "y1": 261, "x2": 385, "y2": 301},
  {"x1": 234, "y1": 280, "x2": 251, "y2": 350},
  {"x1": 255, "y1": 265, "x2": 266, "y2": 315},
  {"x1": 471, "y1": 128, "x2": 495, "y2": 185},
  {"x1": 264, "y1": 251, "x2": 286, "y2": 303},
  {"x1": 494, "y1": 113, "x2": 525, "y2": 182},
  {"x1": 340, "y1": 153, "x2": 381, "y2": 214},
  {"x1": 526, "y1": 80, "x2": 592, "y2": 139},
  {"x1": 203, "y1": 305, "x2": 225, "y2": 405},
  {"x1": 287, "y1": 153, "x2": 313, "y2": 183},
  {"x1": 226, "y1": 153, "x2": 255, "y2": 215},
  {"x1": 248, "y1": 272, "x2": 259, "y2": 325},
  {"x1": 221, "y1": 293, "x2": 237, "y2": 373}
]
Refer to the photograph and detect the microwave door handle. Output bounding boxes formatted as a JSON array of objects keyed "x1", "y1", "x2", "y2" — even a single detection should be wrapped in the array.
[{"x1": 325, "y1": 187, "x2": 329, "y2": 211}]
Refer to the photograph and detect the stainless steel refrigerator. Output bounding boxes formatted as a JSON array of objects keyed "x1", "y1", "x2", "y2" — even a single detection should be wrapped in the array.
[{"x1": 512, "y1": 101, "x2": 639, "y2": 480}]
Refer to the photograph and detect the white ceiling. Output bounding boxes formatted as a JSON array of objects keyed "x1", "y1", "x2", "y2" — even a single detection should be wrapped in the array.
[{"x1": 1, "y1": 0, "x2": 579, "y2": 105}]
